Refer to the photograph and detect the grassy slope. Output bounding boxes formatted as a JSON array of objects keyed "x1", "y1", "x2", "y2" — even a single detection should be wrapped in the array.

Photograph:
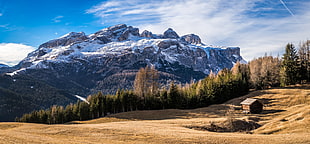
[{"x1": 0, "y1": 85, "x2": 309, "y2": 144}]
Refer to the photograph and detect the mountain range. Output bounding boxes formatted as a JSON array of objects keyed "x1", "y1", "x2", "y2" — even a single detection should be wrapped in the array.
[
  {"x1": 0, "y1": 64, "x2": 9, "y2": 68},
  {"x1": 0, "y1": 24, "x2": 246, "y2": 121}
]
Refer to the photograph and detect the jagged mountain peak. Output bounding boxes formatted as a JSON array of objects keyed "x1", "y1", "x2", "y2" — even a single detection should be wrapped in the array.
[
  {"x1": 89, "y1": 24, "x2": 139, "y2": 42},
  {"x1": 1, "y1": 24, "x2": 247, "y2": 121},
  {"x1": 18, "y1": 24, "x2": 246, "y2": 72},
  {"x1": 101, "y1": 24, "x2": 127, "y2": 32},
  {"x1": 39, "y1": 31, "x2": 88, "y2": 48},
  {"x1": 163, "y1": 28, "x2": 180, "y2": 39},
  {"x1": 141, "y1": 30, "x2": 153, "y2": 38},
  {"x1": 180, "y1": 34, "x2": 202, "y2": 45},
  {"x1": 10, "y1": 23, "x2": 246, "y2": 95},
  {"x1": 37, "y1": 24, "x2": 201, "y2": 51},
  {"x1": 59, "y1": 32, "x2": 86, "y2": 38}
]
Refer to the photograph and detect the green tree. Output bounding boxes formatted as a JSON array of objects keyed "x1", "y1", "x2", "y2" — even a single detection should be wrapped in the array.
[
  {"x1": 64, "y1": 104, "x2": 76, "y2": 122},
  {"x1": 168, "y1": 82, "x2": 181, "y2": 108},
  {"x1": 78, "y1": 102, "x2": 90, "y2": 121},
  {"x1": 281, "y1": 43, "x2": 299, "y2": 86}
]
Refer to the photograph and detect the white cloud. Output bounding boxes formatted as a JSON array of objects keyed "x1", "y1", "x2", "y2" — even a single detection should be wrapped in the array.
[
  {"x1": 52, "y1": 15, "x2": 64, "y2": 23},
  {"x1": 0, "y1": 24, "x2": 9, "y2": 28},
  {"x1": 0, "y1": 43, "x2": 35, "y2": 66},
  {"x1": 87, "y1": 0, "x2": 310, "y2": 61}
]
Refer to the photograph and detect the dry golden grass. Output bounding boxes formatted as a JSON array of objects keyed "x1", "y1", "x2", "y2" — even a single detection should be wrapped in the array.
[{"x1": 0, "y1": 85, "x2": 309, "y2": 144}]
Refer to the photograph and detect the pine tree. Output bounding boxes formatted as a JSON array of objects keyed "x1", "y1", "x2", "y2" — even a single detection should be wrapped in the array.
[
  {"x1": 281, "y1": 43, "x2": 299, "y2": 86},
  {"x1": 168, "y1": 82, "x2": 180, "y2": 108},
  {"x1": 64, "y1": 104, "x2": 76, "y2": 122},
  {"x1": 78, "y1": 102, "x2": 90, "y2": 120},
  {"x1": 231, "y1": 61, "x2": 250, "y2": 90}
]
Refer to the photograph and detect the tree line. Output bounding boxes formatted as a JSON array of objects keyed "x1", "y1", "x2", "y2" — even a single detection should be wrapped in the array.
[
  {"x1": 249, "y1": 40, "x2": 310, "y2": 89},
  {"x1": 16, "y1": 40, "x2": 310, "y2": 124},
  {"x1": 16, "y1": 64, "x2": 249, "y2": 124}
]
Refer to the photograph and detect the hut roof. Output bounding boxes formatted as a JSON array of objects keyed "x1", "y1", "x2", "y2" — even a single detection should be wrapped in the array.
[{"x1": 240, "y1": 98, "x2": 259, "y2": 105}]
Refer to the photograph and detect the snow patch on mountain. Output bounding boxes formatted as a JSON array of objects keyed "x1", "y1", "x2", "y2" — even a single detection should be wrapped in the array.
[
  {"x1": 12, "y1": 24, "x2": 246, "y2": 76},
  {"x1": 6, "y1": 68, "x2": 26, "y2": 76}
]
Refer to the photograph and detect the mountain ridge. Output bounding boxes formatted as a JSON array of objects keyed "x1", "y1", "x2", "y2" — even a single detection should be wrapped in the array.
[
  {"x1": 8, "y1": 24, "x2": 246, "y2": 95},
  {"x1": 16, "y1": 24, "x2": 245, "y2": 75},
  {"x1": 1, "y1": 24, "x2": 246, "y2": 121}
]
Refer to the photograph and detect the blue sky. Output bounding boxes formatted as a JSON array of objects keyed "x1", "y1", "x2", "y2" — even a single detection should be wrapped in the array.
[{"x1": 0, "y1": 0, "x2": 310, "y2": 66}]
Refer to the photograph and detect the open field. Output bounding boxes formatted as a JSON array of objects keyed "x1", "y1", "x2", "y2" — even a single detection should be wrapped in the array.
[{"x1": 0, "y1": 85, "x2": 309, "y2": 144}]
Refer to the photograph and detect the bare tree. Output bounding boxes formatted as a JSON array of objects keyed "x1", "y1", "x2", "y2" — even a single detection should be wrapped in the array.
[
  {"x1": 298, "y1": 40, "x2": 310, "y2": 82},
  {"x1": 134, "y1": 66, "x2": 159, "y2": 98},
  {"x1": 249, "y1": 56, "x2": 281, "y2": 89}
]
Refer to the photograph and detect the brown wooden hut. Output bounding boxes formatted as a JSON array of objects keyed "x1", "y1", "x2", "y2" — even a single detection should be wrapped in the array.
[{"x1": 240, "y1": 98, "x2": 263, "y2": 114}]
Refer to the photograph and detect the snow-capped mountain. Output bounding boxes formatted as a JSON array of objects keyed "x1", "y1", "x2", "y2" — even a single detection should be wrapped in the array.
[{"x1": 11, "y1": 24, "x2": 245, "y2": 95}]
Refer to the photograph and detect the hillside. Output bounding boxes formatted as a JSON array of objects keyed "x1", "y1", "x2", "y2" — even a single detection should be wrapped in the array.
[
  {"x1": 0, "y1": 74, "x2": 76, "y2": 121},
  {"x1": 0, "y1": 85, "x2": 309, "y2": 143},
  {"x1": 0, "y1": 24, "x2": 246, "y2": 121}
]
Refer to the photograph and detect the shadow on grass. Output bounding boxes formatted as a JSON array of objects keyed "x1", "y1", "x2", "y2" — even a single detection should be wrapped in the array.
[
  {"x1": 226, "y1": 90, "x2": 279, "y2": 106},
  {"x1": 261, "y1": 109, "x2": 286, "y2": 114},
  {"x1": 105, "y1": 105, "x2": 232, "y2": 121}
]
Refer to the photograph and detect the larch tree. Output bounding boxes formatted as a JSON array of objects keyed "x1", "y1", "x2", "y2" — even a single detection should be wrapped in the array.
[
  {"x1": 134, "y1": 65, "x2": 159, "y2": 99},
  {"x1": 134, "y1": 67, "x2": 147, "y2": 98},
  {"x1": 249, "y1": 56, "x2": 281, "y2": 89},
  {"x1": 298, "y1": 40, "x2": 310, "y2": 82}
]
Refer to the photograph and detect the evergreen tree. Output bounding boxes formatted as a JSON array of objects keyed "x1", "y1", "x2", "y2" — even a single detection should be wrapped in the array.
[
  {"x1": 168, "y1": 82, "x2": 181, "y2": 108},
  {"x1": 64, "y1": 104, "x2": 76, "y2": 122},
  {"x1": 231, "y1": 61, "x2": 250, "y2": 91},
  {"x1": 281, "y1": 43, "x2": 299, "y2": 86},
  {"x1": 78, "y1": 102, "x2": 90, "y2": 121}
]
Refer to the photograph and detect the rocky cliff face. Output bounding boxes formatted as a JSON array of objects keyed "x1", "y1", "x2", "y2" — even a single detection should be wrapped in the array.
[
  {"x1": 11, "y1": 24, "x2": 245, "y2": 95},
  {"x1": 39, "y1": 32, "x2": 89, "y2": 48}
]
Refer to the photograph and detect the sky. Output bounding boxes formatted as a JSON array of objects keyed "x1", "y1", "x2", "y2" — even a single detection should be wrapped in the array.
[{"x1": 0, "y1": 0, "x2": 309, "y2": 66}]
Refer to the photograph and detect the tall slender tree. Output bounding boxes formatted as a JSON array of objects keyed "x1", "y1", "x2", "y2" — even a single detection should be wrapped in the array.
[
  {"x1": 298, "y1": 40, "x2": 310, "y2": 82},
  {"x1": 134, "y1": 66, "x2": 159, "y2": 99},
  {"x1": 281, "y1": 43, "x2": 299, "y2": 86}
]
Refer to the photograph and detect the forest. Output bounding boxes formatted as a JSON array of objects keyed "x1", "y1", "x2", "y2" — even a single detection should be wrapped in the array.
[{"x1": 17, "y1": 40, "x2": 310, "y2": 124}]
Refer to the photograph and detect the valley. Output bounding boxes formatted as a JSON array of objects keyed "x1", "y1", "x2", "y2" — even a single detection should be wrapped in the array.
[
  {"x1": 1, "y1": 85, "x2": 309, "y2": 144},
  {"x1": 0, "y1": 24, "x2": 245, "y2": 121}
]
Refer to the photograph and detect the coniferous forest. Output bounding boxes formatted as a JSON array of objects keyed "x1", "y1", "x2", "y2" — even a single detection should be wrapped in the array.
[{"x1": 17, "y1": 41, "x2": 310, "y2": 124}]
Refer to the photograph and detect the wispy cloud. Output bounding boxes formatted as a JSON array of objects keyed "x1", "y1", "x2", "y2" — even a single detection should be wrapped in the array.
[
  {"x1": 0, "y1": 13, "x2": 3, "y2": 16},
  {"x1": 0, "y1": 43, "x2": 35, "y2": 66},
  {"x1": 0, "y1": 23, "x2": 20, "y2": 31},
  {"x1": 87, "y1": 0, "x2": 310, "y2": 60},
  {"x1": 52, "y1": 15, "x2": 64, "y2": 23},
  {"x1": 279, "y1": 0, "x2": 294, "y2": 16},
  {"x1": 0, "y1": 24, "x2": 9, "y2": 28}
]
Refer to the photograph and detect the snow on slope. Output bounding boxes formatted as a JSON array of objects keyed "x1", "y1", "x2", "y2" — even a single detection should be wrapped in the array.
[{"x1": 8, "y1": 24, "x2": 246, "y2": 76}]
